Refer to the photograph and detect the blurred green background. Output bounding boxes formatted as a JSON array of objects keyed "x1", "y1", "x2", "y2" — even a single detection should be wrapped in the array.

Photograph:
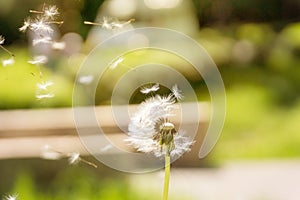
[{"x1": 1, "y1": 0, "x2": 300, "y2": 199}]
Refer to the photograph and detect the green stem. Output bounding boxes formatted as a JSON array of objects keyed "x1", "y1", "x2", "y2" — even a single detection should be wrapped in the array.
[{"x1": 163, "y1": 154, "x2": 170, "y2": 200}]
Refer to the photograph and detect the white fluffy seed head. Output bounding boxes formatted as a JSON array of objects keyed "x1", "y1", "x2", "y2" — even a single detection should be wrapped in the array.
[{"x1": 127, "y1": 91, "x2": 194, "y2": 158}]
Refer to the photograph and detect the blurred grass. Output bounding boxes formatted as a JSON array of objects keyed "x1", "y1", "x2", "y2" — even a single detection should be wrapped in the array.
[
  {"x1": 0, "y1": 47, "x2": 73, "y2": 109},
  {"x1": 0, "y1": 159, "x2": 192, "y2": 200}
]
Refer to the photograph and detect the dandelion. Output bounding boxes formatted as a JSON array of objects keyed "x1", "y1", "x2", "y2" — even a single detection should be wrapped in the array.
[
  {"x1": 171, "y1": 84, "x2": 183, "y2": 101},
  {"x1": 36, "y1": 80, "x2": 53, "y2": 90},
  {"x1": 28, "y1": 55, "x2": 48, "y2": 65},
  {"x1": 140, "y1": 83, "x2": 160, "y2": 94},
  {"x1": 78, "y1": 75, "x2": 94, "y2": 85},
  {"x1": 3, "y1": 194, "x2": 18, "y2": 200},
  {"x1": 126, "y1": 85, "x2": 194, "y2": 200},
  {"x1": 109, "y1": 57, "x2": 124, "y2": 70},
  {"x1": 2, "y1": 57, "x2": 15, "y2": 67}
]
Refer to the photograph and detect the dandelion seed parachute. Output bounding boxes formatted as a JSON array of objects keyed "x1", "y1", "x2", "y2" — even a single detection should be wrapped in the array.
[
  {"x1": 140, "y1": 83, "x2": 160, "y2": 94},
  {"x1": 2, "y1": 57, "x2": 15, "y2": 67}
]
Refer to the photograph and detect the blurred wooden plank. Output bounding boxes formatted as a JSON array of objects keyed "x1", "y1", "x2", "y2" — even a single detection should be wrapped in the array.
[
  {"x1": 0, "y1": 103, "x2": 210, "y2": 137},
  {"x1": 0, "y1": 103, "x2": 210, "y2": 166}
]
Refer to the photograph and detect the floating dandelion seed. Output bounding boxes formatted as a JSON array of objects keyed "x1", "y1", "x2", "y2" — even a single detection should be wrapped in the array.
[
  {"x1": 40, "y1": 145, "x2": 97, "y2": 168},
  {"x1": 3, "y1": 194, "x2": 18, "y2": 200},
  {"x1": 84, "y1": 17, "x2": 135, "y2": 30},
  {"x1": 67, "y1": 152, "x2": 98, "y2": 168},
  {"x1": 32, "y1": 36, "x2": 52, "y2": 46},
  {"x1": 78, "y1": 75, "x2": 94, "y2": 85},
  {"x1": 44, "y1": 5, "x2": 59, "y2": 19},
  {"x1": 0, "y1": 35, "x2": 4, "y2": 45},
  {"x1": 109, "y1": 57, "x2": 124, "y2": 69},
  {"x1": 40, "y1": 144, "x2": 63, "y2": 160},
  {"x1": 2, "y1": 57, "x2": 15, "y2": 67},
  {"x1": 28, "y1": 55, "x2": 48, "y2": 65},
  {"x1": 68, "y1": 152, "x2": 80, "y2": 165},
  {"x1": 140, "y1": 83, "x2": 160, "y2": 94},
  {"x1": 36, "y1": 93, "x2": 55, "y2": 100},
  {"x1": 0, "y1": 35, "x2": 14, "y2": 57},
  {"x1": 171, "y1": 84, "x2": 183, "y2": 101},
  {"x1": 36, "y1": 80, "x2": 53, "y2": 90},
  {"x1": 19, "y1": 18, "x2": 31, "y2": 32},
  {"x1": 30, "y1": 17, "x2": 53, "y2": 33}
]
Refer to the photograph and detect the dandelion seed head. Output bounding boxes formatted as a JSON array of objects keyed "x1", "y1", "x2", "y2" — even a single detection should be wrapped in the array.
[
  {"x1": 127, "y1": 86, "x2": 193, "y2": 158},
  {"x1": 68, "y1": 152, "x2": 80, "y2": 165},
  {"x1": 140, "y1": 83, "x2": 160, "y2": 94},
  {"x1": 2, "y1": 57, "x2": 15, "y2": 67}
]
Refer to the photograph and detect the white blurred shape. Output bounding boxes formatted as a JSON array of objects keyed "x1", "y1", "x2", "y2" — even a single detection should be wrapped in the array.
[
  {"x1": 78, "y1": 75, "x2": 94, "y2": 85},
  {"x1": 40, "y1": 145, "x2": 62, "y2": 160},
  {"x1": 100, "y1": 144, "x2": 113, "y2": 152},
  {"x1": 36, "y1": 93, "x2": 55, "y2": 100},
  {"x1": 127, "y1": 33, "x2": 149, "y2": 49},
  {"x1": 107, "y1": 0, "x2": 137, "y2": 18},
  {"x1": 144, "y1": 0, "x2": 182, "y2": 9},
  {"x1": 28, "y1": 55, "x2": 48, "y2": 65},
  {"x1": 232, "y1": 40, "x2": 255, "y2": 64},
  {"x1": 52, "y1": 41, "x2": 66, "y2": 50},
  {"x1": 62, "y1": 32, "x2": 83, "y2": 55},
  {"x1": 2, "y1": 57, "x2": 14, "y2": 67},
  {"x1": 109, "y1": 57, "x2": 124, "y2": 70},
  {"x1": 37, "y1": 80, "x2": 54, "y2": 90}
]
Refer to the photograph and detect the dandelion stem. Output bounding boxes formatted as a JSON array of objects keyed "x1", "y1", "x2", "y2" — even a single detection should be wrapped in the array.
[
  {"x1": 0, "y1": 45, "x2": 14, "y2": 57},
  {"x1": 163, "y1": 154, "x2": 171, "y2": 200}
]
